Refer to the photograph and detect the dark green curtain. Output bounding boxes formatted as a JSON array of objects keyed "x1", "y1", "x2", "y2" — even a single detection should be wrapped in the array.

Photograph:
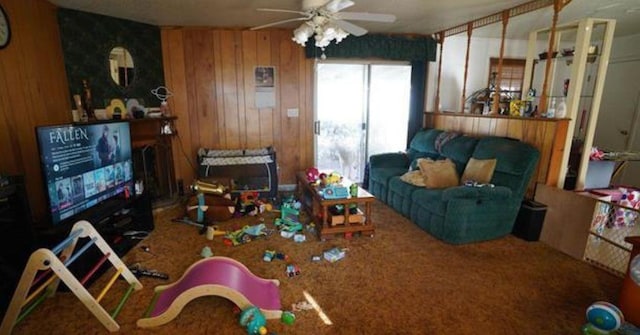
[
  {"x1": 304, "y1": 34, "x2": 436, "y2": 61},
  {"x1": 408, "y1": 61, "x2": 426, "y2": 146},
  {"x1": 306, "y1": 34, "x2": 434, "y2": 147}
]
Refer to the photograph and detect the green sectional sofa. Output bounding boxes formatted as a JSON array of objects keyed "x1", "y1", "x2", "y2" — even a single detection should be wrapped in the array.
[{"x1": 369, "y1": 128, "x2": 540, "y2": 244}]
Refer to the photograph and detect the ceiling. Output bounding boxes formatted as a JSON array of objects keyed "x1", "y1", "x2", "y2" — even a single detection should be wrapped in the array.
[{"x1": 47, "y1": 0, "x2": 640, "y2": 39}]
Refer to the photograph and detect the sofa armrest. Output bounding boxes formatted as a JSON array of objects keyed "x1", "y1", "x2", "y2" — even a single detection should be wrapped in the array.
[
  {"x1": 369, "y1": 152, "x2": 409, "y2": 169},
  {"x1": 442, "y1": 186, "x2": 512, "y2": 201}
]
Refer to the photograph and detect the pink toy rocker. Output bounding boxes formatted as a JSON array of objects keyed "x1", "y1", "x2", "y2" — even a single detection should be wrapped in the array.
[{"x1": 137, "y1": 256, "x2": 282, "y2": 328}]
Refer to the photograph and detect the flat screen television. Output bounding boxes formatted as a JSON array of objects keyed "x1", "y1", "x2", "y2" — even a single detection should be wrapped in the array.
[{"x1": 36, "y1": 121, "x2": 134, "y2": 225}]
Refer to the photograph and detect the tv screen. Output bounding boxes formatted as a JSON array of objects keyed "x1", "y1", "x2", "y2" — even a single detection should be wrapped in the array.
[{"x1": 36, "y1": 122, "x2": 134, "y2": 225}]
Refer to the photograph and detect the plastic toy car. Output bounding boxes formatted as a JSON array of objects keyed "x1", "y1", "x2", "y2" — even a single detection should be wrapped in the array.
[{"x1": 285, "y1": 263, "x2": 301, "y2": 277}]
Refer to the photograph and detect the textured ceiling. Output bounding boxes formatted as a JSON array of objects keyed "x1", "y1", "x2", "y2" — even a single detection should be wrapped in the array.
[{"x1": 47, "y1": 0, "x2": 640, "y2": 38}]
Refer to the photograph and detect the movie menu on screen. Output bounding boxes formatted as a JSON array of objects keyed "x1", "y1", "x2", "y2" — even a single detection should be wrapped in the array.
[{"x1": 38, "y1": 123, "x2": 134, "y2": 223}]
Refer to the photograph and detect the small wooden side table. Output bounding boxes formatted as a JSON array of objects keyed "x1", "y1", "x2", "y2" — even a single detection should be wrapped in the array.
[{"x1": 295, "y1": 172, "x2": 375, "y2": 241}]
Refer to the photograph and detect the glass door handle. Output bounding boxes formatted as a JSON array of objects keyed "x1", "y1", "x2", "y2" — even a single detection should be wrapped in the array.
[{"x1": 314, "y1": 121, "x2": 320, "y2": 135}]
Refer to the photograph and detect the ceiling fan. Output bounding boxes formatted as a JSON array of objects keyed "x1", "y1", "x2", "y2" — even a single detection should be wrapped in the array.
[{"x1": 250, "y1": 0, "x2": 396, "y2": 49}]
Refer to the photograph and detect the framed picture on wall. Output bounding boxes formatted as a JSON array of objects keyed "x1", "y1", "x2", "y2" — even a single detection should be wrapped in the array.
[{"x1": 255, "y1": 66, "x2": 275, "y2": 108}]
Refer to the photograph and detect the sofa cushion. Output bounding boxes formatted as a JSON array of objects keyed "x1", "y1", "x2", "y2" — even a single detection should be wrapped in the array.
[
  {"x1": 370, "y1": 167, "x2": 408, "y2": 184},
  {"x1": 399, "y1": 170, "x2": 426, "y2": 187},
  {"x1": 408, "y1": 128, "x2": 443, "y2": 154},
  {"x1": 472, "y1": 137, "x2": 540, "y2": 198},
  {"x1": 461, "y1": 158, "x2": 497, "y2": 184},
  {"x1": 418, "y1": 158, "x2": 459, "y2": 189},
  {"x1": 439, "y1": 135, "x2": 479, "y2": 175}
]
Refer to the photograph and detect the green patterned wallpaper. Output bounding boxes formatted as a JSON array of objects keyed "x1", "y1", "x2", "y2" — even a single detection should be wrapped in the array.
[{"x1": 57, "y1": 8, "x2": 165, "y2": 109}]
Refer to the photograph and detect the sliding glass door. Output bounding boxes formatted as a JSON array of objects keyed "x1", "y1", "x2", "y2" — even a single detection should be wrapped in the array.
[{"x1": 315, "y1": 62, "x2": 411, "y2": 183}]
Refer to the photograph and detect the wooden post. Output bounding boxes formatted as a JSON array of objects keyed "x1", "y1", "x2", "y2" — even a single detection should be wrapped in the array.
[
  {"x1": 492, "y1": 10, "x2": 510, "y2": 115},
  {"x1": 461, "y1": 22, "x2": 473, "y2": 113}
]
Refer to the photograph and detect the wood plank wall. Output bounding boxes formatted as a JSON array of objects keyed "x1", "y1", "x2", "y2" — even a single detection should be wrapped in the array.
[
  {"x1": 0, "y1": 0, "x2": 72, "y2": 223},
  {"x1": 424, "y1": 113, "x2": 569, "y2": 198},
  {"x1": 161, "y1": 28, "x2": 314, "y2": 188}
]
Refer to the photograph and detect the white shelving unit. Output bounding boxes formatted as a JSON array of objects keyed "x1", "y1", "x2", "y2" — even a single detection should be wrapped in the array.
[{"x1": 522, "y1": 18, "x2": 616, "y2": 190}]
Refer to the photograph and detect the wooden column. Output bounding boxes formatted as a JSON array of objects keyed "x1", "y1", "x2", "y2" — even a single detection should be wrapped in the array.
[
  {"x1": 460, "y1": 22, "x2": 473, "y2": 113},
  {"x1": 491, "y1": 10, "x2": 510, "y2": 115},
  {"x1": 540, "y1": 0, "x2": 572, "y2": 114}
]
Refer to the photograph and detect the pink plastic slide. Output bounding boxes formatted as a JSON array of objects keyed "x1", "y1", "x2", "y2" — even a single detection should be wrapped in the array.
[{"x1": 137, "y1": 256, "x2": 282, "y2": 328}]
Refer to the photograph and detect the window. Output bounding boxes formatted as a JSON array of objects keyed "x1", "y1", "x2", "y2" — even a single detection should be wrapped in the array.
[{"x1": 488, "y1": 58, "x2": 526, "y2": 100}]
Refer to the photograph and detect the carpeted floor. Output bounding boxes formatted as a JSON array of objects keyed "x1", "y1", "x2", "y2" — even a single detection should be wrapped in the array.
[{"x1": 11, "y1": 200, "x2": 621, "y2": 334}]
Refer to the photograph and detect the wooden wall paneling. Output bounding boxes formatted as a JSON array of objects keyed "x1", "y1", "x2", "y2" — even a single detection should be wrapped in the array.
[
  {"x1": 534, "y1": 121, "x2": 553, "y2": 184},
  {"x1": 234, "y1": 30, "x2": 248, "y2": 150},
  {"x1": 220, "y1": 30, "x2": 241, "y2": 149},
  {"x1": 195, "y1": 30, "x2": 219, "y2": 149},
  {"x1": 161, "y1": 29, "x2": 193, "y2": 186},
  {"x1": 241, "y1": 31, "x2": 260, "y2": 148},
  {"x1": 494, "y1": 118, "x2": 508, "y2": 137},
  {"x1": 0, "y1": 0, "x2": 71, "y2": 222},
  {"x1": 270, "y1": 31, "x2": 283, "y2": 182},
  {"x1": 299, "y1": 54, "x2": 314, "y2": 169},
  {"x1": 183, "y1": 30, "x2": 205, "y2": 158},
  {"x1": 506, "y1": 118, "x2": 523, "y2": 139},
  {"x1": 31, "y1": 1, "x2": 70, "y2": 124},
  {"x1": 546, "y1": 119, "x2": 569, "y2": 186},
  {"x1": 477, "y1": 117, "x2": 492, "y2": 135},
  {"x1": 160, "y1": 28, "x2": 313, "y2": 187},
  {"x1": 212, "y1": 30, "x2": 227, "y2": 149},
  {"x1": 256, "y1": 31, "x2": 274, "y2": 147},
  {"x1": 0, "y1": 64, "x2": 22, "y2": 174},
  {"x1": 277, "y1": 32, "x2": 301, "y2": 184}
]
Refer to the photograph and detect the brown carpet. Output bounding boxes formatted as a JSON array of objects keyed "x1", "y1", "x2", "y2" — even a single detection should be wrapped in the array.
[{"x1": 12, "y1": 200, "x2": 620, "y2": 334}]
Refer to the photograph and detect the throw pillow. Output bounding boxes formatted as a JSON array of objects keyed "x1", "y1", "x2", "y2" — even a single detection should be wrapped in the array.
[
  {"x1": 418, "y1": 158, "x2": 459, "y2": 189},
  {"x1": 399, "y1": 170, "x2": 426, "y2": 187},
  {"x1": 461, "y1": 158, "x2": 497, "y2": 184}
]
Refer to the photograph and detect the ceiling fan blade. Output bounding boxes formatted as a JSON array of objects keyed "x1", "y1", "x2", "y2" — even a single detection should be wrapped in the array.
[
  {"x1": 335, "y1": 12, "x2": 396, "y2": 23},
  {"x1": 324, "y1": 0, "x2": 355, "y2": 13},
  {"x1": 256, "y1": 8, "x2": 309, "y2": 16},
  {"x1": 333, "y1": 19, "x2": 367, "y2": 36},
  {"x1": 250, "y1": 17, "x2": 309, "y2": 30}
]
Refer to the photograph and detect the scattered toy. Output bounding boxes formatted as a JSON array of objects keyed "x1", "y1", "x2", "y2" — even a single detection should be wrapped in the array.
[
  {"x1": 200, "y1": 246, "x2": 213, "y2": 258},
  {"x1": 281, "y1": 311, "x2": 296, "y2": 325},
  {"x1": 293, "y1": 234, "x2": 306, "y2": 243},
  {"x1": 310, "y1": 255, "x2": 322, "y2": 262},
  {"x1": 239, "y1": 306, "x2": 268, "y2": 335},
  {"x1": 263, "y1": 250, "x2": 275, "y2": 262},
  {"x1": 291, "y1": 301, "x2": 314, "y2": 312},
  {"x1": 285, "y1": 263, "x2": 301, "y2": 278},
  {"x1": 323, "y1": 247, "x2": 346, "y2": 263}
]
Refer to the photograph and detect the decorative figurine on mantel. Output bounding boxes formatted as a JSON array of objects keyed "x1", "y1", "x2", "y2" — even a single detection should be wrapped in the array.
[
  {"x1": 81, "y1": 79, "x2": 95, "y2": 119},
  {"x1": 151, "y1": 86, "x2": 173, "y2": 116}
]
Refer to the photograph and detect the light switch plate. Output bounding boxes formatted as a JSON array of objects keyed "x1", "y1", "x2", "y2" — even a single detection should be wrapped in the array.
[{"x1": 287, "y1": 108, "x2": 299, "y2": 118}]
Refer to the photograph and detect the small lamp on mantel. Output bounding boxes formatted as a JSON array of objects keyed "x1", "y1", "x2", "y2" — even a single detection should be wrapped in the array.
[{"x1": 151, "y1": 86, "x2": 174, "y2": 116}]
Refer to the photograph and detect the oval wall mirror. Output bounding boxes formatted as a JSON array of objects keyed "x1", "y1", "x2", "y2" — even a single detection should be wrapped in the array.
[{"x1": 108, "y1": 46, "x2": 134, "y2": 87}]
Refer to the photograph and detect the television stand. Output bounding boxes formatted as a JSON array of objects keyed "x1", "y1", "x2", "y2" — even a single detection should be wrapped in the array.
[{"x1": 37, "y1": 192, "x2": 154, "y2": 288}]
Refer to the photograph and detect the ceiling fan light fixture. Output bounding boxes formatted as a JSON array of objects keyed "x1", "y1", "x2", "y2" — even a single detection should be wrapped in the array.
[{"x1": 292, "y1": 23, "x2": 314, "y2": 46}]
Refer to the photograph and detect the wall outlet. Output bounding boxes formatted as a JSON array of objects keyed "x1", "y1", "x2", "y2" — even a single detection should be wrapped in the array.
[{"x1": 287, "y1": 108, "x2": 299, "y2": 118}]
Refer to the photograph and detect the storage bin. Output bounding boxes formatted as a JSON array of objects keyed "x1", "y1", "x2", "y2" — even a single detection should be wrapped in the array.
[{"x1": 512, "y1": 200, "x2": 547, "y2": 241}]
